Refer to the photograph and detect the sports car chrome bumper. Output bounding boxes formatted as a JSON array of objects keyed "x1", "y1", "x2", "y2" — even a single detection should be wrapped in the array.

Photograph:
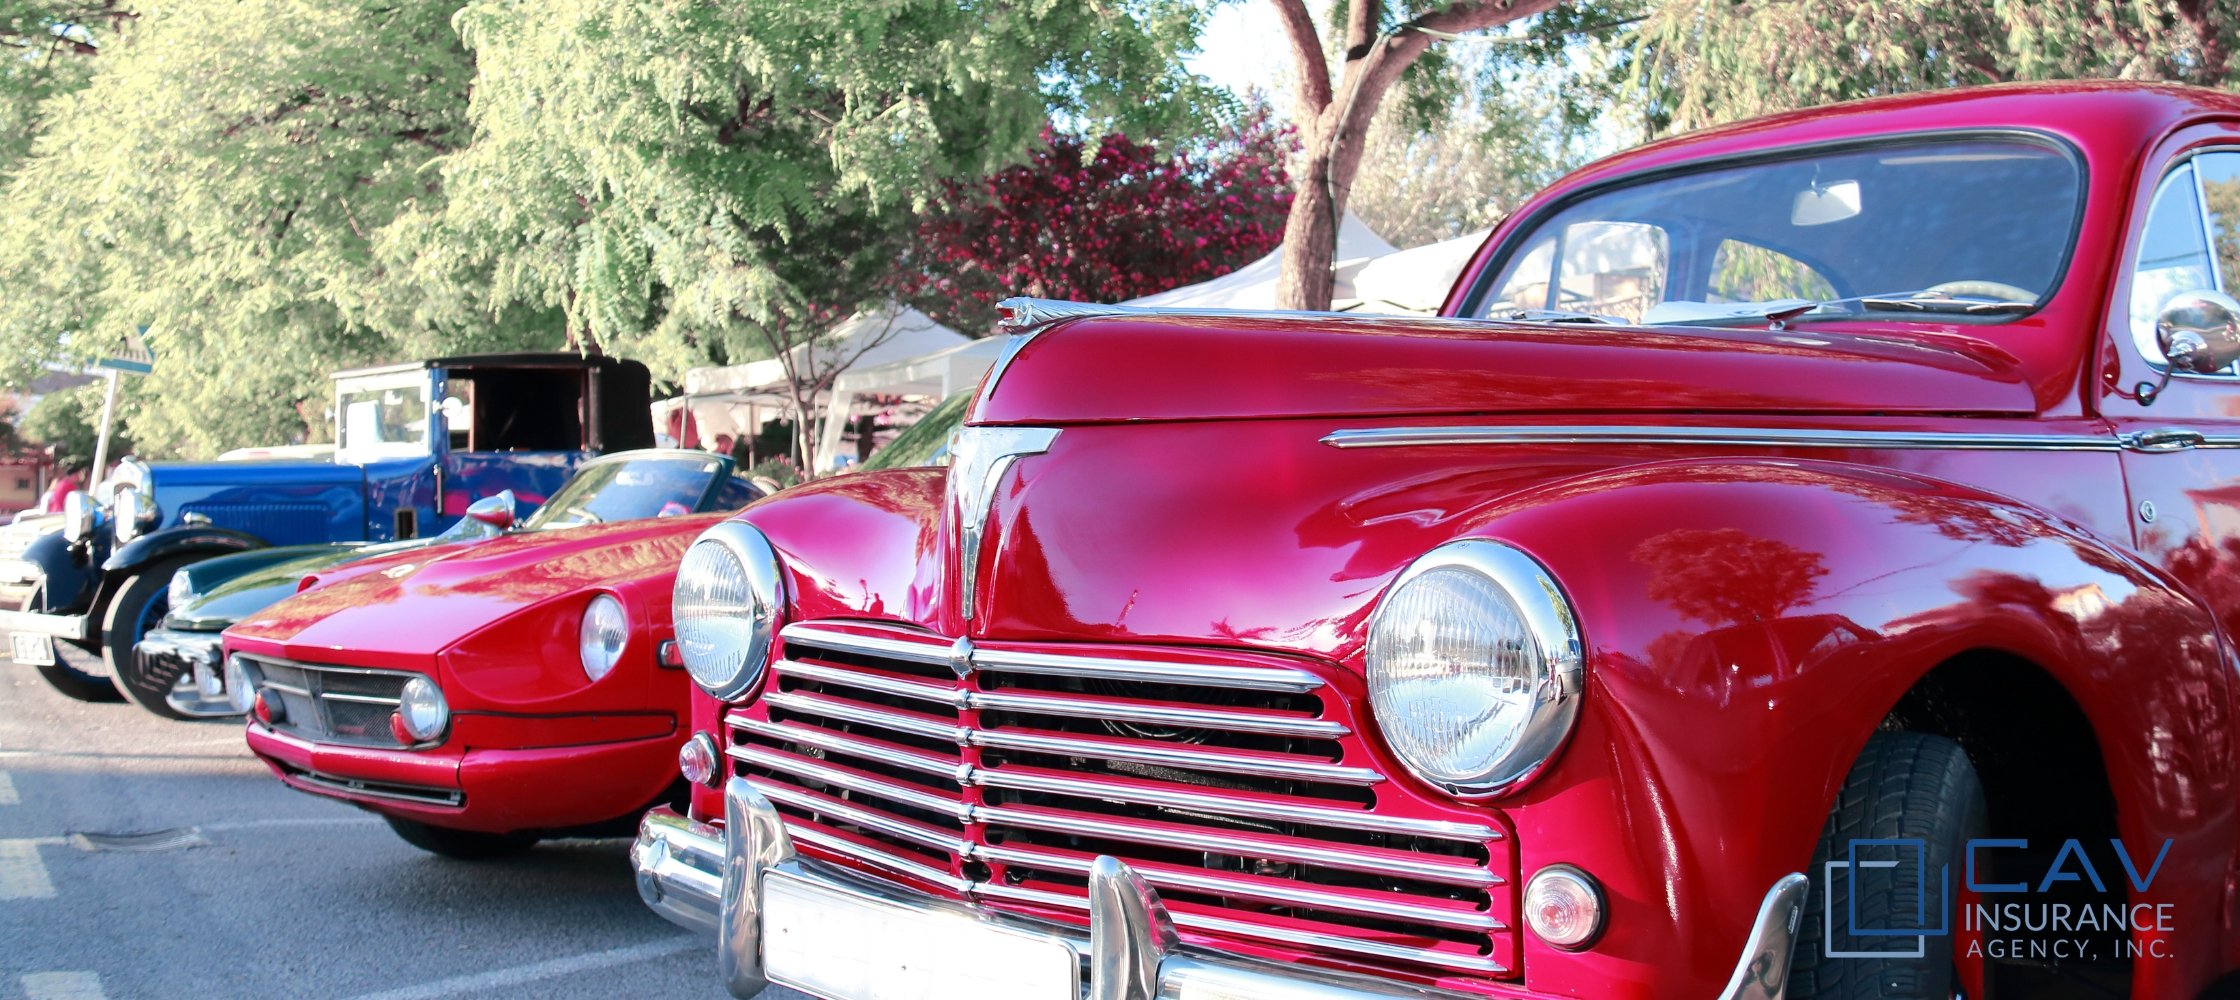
[
  {"x1": 136, "y1": 627, "x2": 241, "y2": 717},
  {"x1": 632, "y1": 777, "x2": 1811, "y2": 1000}
]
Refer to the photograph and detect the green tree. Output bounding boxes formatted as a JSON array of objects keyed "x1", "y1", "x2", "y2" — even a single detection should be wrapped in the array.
[
  {"x1": 386, "y1": 0, "x2": 1219, "y2": 471},
  {"x1": 1631, "y1": 0, "x2": 2238, "y2": 134},
  {"x1": 0, "y1": 0, "x2": 131, "y2": 181},
  {"x1": 19, "y1": 384, "x2": 122, "y2": 468},
  {"x1": 0, "y1": 0, "x2": 540, "y2": 458}
]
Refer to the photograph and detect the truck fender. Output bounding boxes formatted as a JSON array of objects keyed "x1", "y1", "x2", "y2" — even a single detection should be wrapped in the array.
[
  {"x1": 103, "y1": 526, "x2": 266, "y2": 576},
  {"x1": 1460, "y1": 457, "x2": 2230, "y2": 994},
  {"x1": 18, "y1": 529, "x2": 100, "y2": 613}
]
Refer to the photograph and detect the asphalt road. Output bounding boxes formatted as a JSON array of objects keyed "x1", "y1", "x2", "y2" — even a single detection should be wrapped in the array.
[{"x1": 0, "y1": 658, "x2": 807, "y2": 1000}]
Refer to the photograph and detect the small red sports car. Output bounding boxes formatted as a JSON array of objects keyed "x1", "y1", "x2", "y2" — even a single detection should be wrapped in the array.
[{"x1": 224, "y1": 449, "x2": 759, "y2": 858}]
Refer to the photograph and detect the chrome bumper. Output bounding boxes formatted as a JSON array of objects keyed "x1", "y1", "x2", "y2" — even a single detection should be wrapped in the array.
[
  {"x1": 137, "y1": 628, "x2": 241, "y2": 718},
  {"x1": 633, "y1": 777, "x2": 1812, "y2": 1000},
  {"x1": 0, "y1": 608, "x2": 88, "y2": 642}
]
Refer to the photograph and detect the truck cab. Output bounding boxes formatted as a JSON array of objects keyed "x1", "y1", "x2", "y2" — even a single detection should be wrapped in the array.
[{"x1": 3, "y1": 352, "x2": 653, "y2": 709}]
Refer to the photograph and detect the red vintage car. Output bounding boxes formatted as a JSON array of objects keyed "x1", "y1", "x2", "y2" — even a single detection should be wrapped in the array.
[
  {"x1": 630, "y1": 84, "x2": 2240, "y2": 1000},
  {"x1": 224, "y1": 450, "x2": 762, "y2": 858}
]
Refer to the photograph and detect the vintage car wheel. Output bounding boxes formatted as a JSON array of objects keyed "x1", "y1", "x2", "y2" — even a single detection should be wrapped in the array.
[
  {"x1": 384, "y1": 817, "x2": 541, "y2": 860},
  {"x1": 1790, "y1": 732, "x2": 1988, "y2": 999},
  {"x1": 21, "y1": 584, "x2": 122, "y2": 703},
  {"x1": 103, "y1": 555, "x2": 200, "y2": 719}
]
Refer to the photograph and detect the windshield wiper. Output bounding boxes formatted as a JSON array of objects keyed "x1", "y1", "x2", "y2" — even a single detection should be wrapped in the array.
[
  {"x1": 1856, "y1": 296, "x2": 2033, "y2": 315},
  {"x1": 1493, "y1": 307, "x2": 1621, "y2": 325},
  {"x1": 1657, "y1": 289, "x2": 2037, "y2": 330}
]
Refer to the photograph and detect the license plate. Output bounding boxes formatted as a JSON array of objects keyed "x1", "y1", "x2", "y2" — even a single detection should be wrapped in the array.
[
  {"x1": 762, "y1": 868, "x2": 1079, "y2": 1000},
  {"x1": 10, "y1": 632, "x2": 54, "y2": 666}
]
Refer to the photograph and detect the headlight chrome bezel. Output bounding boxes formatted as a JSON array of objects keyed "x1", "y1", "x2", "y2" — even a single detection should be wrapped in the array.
[
  {"x1": 397, "y1": 675, "x2": 450, "y2": 743},
  {"x1": 61, "y1": 490, "x2": 97, "y2": 543},
  {"x1": 112, "y1": 486, "x2": 156, "y2": 543},
  {"x1": 673, "y1": 520, "x2": 784, "y2": 701},
  {"x1": 1365, "y1": 537, "x2": 1584, "y2": 799}
]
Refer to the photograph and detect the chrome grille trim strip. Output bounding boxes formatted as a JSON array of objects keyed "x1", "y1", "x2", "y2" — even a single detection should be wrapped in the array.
[
  {"x1": 1320, "y1": 425, "x2": 2123, "y2": 452},
  {"x1": 760, "y1": 691, "x2": 960, "y2": 742},
  {"x1": 784, "y1": 824, "x2": 971, "y2": 894},
  {"x1": 970, "y1": 881, "x2": 1506, "y2": 974},
  {"x1": 975, "y1": 769, "x2": 1494, "y2": 840},
  {"x1": 732, "y1": 746, "x2": 968, "y2": 820},
  {"x1": 975, "y1": 805, "x2": 1495, "y2": 886},
  {"x1": 977, "y1": 843, "x2": 1502, "y2": 930},
  {"x1": 319, "y1": 692, "x2": 402, "y2": 707},
  {"x1": 728, "y1": 717, "x2": 958, "y2": 779},
  {"x1": 971, "y1": 648, "x2": 1324, "y2": 693},
  {"x1": 748, "y1": 780, "x2": 968, "y2": 856},
  {"x1": 971, "y1": 690, "x2": 1348, "y2": 738},
  {"x1": 779, "y1": 623, "x2": 952, "y2": 666},
  {"x1": 778, "y1": 660, "x2": 960, "y2": 706},
  {"x1": 968, "y1": 730, "x2": 1383, "y2": 786}
]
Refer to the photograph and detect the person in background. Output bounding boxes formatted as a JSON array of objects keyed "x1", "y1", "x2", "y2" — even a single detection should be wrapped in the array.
[{"x1": 39, "y1": 461, "x2": 83, "y2": 514}]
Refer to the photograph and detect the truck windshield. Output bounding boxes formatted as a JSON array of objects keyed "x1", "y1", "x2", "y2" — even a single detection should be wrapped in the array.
[
  {"x1": 522, "y1": 454, "x2": 721, "y2": 530},
  {"x1": 1473, "y1": 137, "x2": 2082, "y2": 327},
  {"x1": 334, "y1": 376, "x2": 433, "y2": 463}
]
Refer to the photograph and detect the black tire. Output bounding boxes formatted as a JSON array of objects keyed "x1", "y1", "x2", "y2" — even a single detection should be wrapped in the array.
[
  {"x1": 104, "y1": 555, "x2": 200, "y2": 719},
  {"x1": 21, "y1": 583, "x2": 121, "y2": 703},
  {"x1": 1791, "y1": 731, "x2": 1988, "y2": 1000},
  {"x1": 385, "y1": 816, "x2": 540, "y2": 860}
]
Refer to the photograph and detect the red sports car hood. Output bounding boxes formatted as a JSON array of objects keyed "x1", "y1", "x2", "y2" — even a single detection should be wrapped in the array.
[
  {"x1": 228, "y1": 513, "x2": 724, "y2": 659},
  {"x1": 973, "y1": 313, "x2": 2038, "y2": 422}
]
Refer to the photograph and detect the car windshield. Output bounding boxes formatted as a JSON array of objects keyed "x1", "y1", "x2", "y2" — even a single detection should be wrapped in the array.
[
  {"x1": 522, "y1": 454, "x2": 723, "y2": 530},
  {"x1": 858, "y1": 392, "x2": 970, "y2": 472},
  {"x1": 1473, "y1": 137, "x2": 2083, "y2": 327},
  {"x1": 334, "y1": 374, "x2": 433, "y2": 463}
]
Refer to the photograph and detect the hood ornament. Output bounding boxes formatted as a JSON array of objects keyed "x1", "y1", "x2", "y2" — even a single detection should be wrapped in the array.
[{"x1": 948, "y1": 425, "x2": 1059, "y2": 622}]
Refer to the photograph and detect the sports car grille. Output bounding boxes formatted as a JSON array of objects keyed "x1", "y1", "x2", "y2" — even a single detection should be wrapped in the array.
[
  {"x1": 234, "y1": 655, "x2": 412, "y2": 748},
  {"x1": 728, "y1": 621, "x2": 1519, "y2": 983}
]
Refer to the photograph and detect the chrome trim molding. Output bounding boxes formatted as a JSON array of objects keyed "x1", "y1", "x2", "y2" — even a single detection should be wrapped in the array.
[
  {"x1": 630, "y1": 798, "x2": 1503, "y2": 999},
  {"x1": 0, "y1": 608, "x2": 89, "y2": 641},
  {"x1": 1323, "y1": 425, "x2": 2129, "y2": 451},
  {"x1": 784, "y1": 620, "x2": 1326, "y2": 692},
  {"x1": 1717, "y1": 873, "x2": 1810, "y2": 1000},
  {"x1": 945, "y1": 426, "x2": 1060, "y2": 621}
]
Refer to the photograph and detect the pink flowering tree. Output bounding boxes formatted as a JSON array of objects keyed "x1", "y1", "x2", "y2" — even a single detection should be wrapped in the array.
[{"x1": 907, "y1": 115, "x2": 1295, "y2": 333}]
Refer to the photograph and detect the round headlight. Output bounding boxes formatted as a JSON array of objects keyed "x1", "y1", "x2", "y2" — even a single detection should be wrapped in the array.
[
  {"x1": 579, "y1": 593, "x2": 629, "y2": 682},
  {"x1": 62, "y1": 491, "x2": 95, "y2": 543},
  {"x1": 113, "y1": 487, "x2": 149, "y2": 542},
  {"x1": 225, "y1": 656, "x2": 255, "y2": 715},
  {"x1": 1365, "y1": 538, "x2": 1582, "y2": 796},
  {"x1": 673, "y1": 521, "x2": 782, "y2": 700},
  {"x1": 397, "y1": 675, "x2": 449, "y2": 743}
]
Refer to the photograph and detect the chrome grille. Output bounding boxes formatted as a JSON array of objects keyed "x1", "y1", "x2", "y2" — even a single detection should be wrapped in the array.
[
  {"x1": 235, "y1": 654, "x2": 411, "y2": 748},
  {"x1": 729, "y1": 621, "x2": 1519, "y2": 982}
]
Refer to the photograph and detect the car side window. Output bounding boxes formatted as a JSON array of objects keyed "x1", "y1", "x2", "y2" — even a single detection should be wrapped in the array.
[
  {"x1": 2130, "y1": 161, "x2": 2218, "y2": 366},
  {"x1": 1487, "y1": 221, "x2": 1670, "y2": 323},
  {"x1": 2201, "y1": 153, "x2": 2240, "y2": 293}
]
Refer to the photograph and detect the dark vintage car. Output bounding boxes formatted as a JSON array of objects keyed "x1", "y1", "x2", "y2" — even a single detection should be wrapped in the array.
[
  {"x1": 220, "y1": 399, "x2": 963, "y2": 859},
  {"x1": 132, "y1": 449, "x2": 762, "y2": 719},
  {"x1": 630, "y1": 84, "x2": 2240, "y2": 1000},
  {"x1": 2, "y1": 353, "x2": 653, "y2": 707}
]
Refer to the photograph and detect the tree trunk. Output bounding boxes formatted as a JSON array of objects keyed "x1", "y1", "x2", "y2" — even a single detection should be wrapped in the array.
[{"x1": 1275, "y1": 154, "x2": 1339, "y2": 311}]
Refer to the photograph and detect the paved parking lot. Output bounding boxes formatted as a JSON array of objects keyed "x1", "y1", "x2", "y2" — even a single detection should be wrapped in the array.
[{"x1": 0, "y1": 660, "x2": 803, "y2": 1000}]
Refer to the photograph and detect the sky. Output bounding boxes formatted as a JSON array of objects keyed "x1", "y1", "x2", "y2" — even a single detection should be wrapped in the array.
[{"x1": 1184, "y1": 3, "x2": 1296, "y2": 113}]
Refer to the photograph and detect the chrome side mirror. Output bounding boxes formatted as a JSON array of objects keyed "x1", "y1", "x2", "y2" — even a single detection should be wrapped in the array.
[
  {"x1": 2156, "y1": 290, "x2": 2240, "y2": 375},
  {"x1": 464, "y1": 489, "x2": 517, "y2": 530}
]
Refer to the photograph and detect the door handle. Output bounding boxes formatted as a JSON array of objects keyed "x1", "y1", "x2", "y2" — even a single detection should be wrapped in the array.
[{"x1": 2122, "y1": 428, "x2": 2206, "y2": 452}]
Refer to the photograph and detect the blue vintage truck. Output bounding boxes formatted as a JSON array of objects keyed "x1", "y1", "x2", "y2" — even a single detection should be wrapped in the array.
[{"x1": 0, "y1": 352, "x2": 654, "y2": 708}]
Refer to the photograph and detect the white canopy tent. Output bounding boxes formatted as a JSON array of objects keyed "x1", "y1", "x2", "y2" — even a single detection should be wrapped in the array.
[
  {"x1": 674, "y1": 305, "x2": 968, "y2": 457},
  {"x1": 1344, "y1": 229, "x2": 1490, "y2": 315},
  {"x1": 814, "y1": 336, "x2": 1006, "y2": 469},
  {"x1": 1123, "y1": 213, "x2": 1398, "y2": 310}
]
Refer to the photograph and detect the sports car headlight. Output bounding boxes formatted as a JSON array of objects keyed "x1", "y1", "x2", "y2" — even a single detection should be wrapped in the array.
[
  {"x1": 397, "y1": 675, "x2": 449, "y2": 742},
  {"x1": 673, "y1": 521, "x2": 782, "y2": 700},
  {"x1": 1365, "y1": 538, "x2": 1583, "y2": 797},
  {"x1": 62, "y1": 491, "x2": 96, "y2": 543},
  {"x1": 579, "y1": 593, "x2": 628, "y2": 682}
]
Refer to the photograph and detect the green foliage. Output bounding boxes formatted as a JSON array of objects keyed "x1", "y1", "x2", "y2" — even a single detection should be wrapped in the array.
[
  {"x1": 402, "y1": 0, "x2": 1221, "y2": 380},
  {"x1": 1630, "y1": 0, "x2": 2240, "y2": 133},
  {"x1": 0, "y1": 0, "x2": 129, "y2": 181},
  {"x1": 0, "y1": 0, "x2": 546, "y2": 458},
  {"x1": 19, "y1": 384, "x2": 121, "y2": 467}
]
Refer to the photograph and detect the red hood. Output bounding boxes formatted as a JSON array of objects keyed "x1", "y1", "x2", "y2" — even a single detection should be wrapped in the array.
[
  {"x1": 228, "y1": 513, "x2": 724, "y2": 660},
  {"x1": 974, "y1": 313, "x2": 2038, "y2": 423}
]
